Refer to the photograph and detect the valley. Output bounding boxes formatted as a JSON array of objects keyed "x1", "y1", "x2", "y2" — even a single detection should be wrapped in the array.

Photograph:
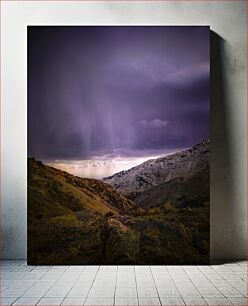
[{"x1": 28, "y1": 141, "x2": 209, "y2": 265}]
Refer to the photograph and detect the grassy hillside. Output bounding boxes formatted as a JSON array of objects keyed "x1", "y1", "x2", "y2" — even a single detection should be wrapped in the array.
[
  {"x1": 28, "y1": 158, "x2": 209, "y2": 265},
  {"x1": 28, "y1": 158, "x2": 142, "y2": 264},
  {"x1": 134, "y1": 167, "x2": 209, "y2": 209}
]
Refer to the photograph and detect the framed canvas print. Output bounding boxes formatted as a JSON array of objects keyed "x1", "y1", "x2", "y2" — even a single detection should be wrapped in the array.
[{"x1": 28, "y1": 26, "x2": 210, "y2": 265}]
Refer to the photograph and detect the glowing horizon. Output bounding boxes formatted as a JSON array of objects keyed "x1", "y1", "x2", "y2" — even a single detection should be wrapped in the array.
[{"x1": 45, "y1": 154, "x2": 163, "y2": 179}]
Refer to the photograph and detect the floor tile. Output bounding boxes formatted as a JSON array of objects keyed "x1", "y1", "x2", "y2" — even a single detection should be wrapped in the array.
[
  {"x1": 85, "y1": 297, "x2": 114, "y2": 305},
  {"x1": 118, "y1": 266, "x2": 134, "y2": 272},
  {"x1": 96, "y1": 273, "x2": 117, "y2": 280},
  {"x1": 92, "y1": 280, "x2": 116, "y2": 288},
  {"x1": 138, "y1": 287, "x2": 158, "y2": 298},
  {"x1": 115, "y1": 297, "x2": 138, "y2": 305},
  {"x1": 67, "y1": 285, "x2": 91, "y2": 297},
  {"x1": 83, "y1": 266, "x2": 99, "y2": 273},
  {"x1": 22, "y1": 282, "x2": 53, "y2": 297},
  {"x1": 61, "y1": 297, "x2": 86, "y2": 305},
  {"x1": 2, "y1": 288, "x2": 30, "y2": 298},
  {"x1": 197, "y1": 287, "x2": 224, "y2": 298},
  {"x1": 37, "y1": 297, "x2": 64, "y2": 305},
  {"x1": 32, "y1": 266, "x2": 52, "y2": 272},
  {"x1": 217, "y1": 286, "x2": 245, "y2": 297},
  {"x1": 40, "y1": 272, "x2": 63, "y2": 281},
  {"x1": 178, "y1": 288, "x2": 201, "y2": 297},
  {"x1": 12, "y1": 297, "x2": 41, "y2": 305},
  {"x1": 204, "y1": 297, "x2": 233, "y2": 305},
  {"x1": 99, "y1": 266, "x2": 117, "y2": 272},
  {"x1": 88, "y1": 287, "x2": 115, "y2": 298},
  {"x1": 154, "y1": 280, "x2": 175, "y2": 288},
  {"x1": 115, "y1": 288, "x2": 137, "y2": 298},
  {"x1": 136, "y1": 278, "x2": 155, "y2": 288},
  {"x1": 66, "y1": 266, "x2": 85, "y2": 272},
  {"x1": 0, "y1": 297, "x2": 18, "y2": 306},
  {"x1": 49, "y1": 266, "x2": 69, "y2": 272},
  {"x1": 45, "y1": 284, "x2": 72, "y2": 297},
  {"x1": 138, "y1": 297, "x2": 161, "y2": 305},
  {"x1": 182, "y1": 297, "x2": 207, "y2": 305},
  {"x1": 116, "y1": 279, "x2": 136, "y2": 287},
  {"x1": 160, "y1": 297, "x2": 185, "y2": 305},
  {"x1": 228, "y1": 297, "x2": 248, "y2": 305},
  {"x1": 157, "y1": 288, "x2": 180, "y2": 297},
  {"x1": 153, "y1": 273, "x2": 171, "y2": 280}
]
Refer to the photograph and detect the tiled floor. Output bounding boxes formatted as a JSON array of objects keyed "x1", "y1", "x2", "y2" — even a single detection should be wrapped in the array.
[{"x1": 1, "y1": 260, "x2": 247, "y2": 306}]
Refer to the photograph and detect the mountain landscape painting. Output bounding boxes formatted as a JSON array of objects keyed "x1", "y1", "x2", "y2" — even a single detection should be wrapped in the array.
[{"x1": 28, "y1": 26, "x2": 210, "y2": 265}]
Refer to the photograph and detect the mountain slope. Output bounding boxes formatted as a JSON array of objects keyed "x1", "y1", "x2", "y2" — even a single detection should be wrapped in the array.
[
  {"x1": 28, "y1": 157, "x2": 140, "y2": 216},
  {"x1": 134, "y1": 167, "x2": 209, "y2": 209},
  {"x1": 28, "y1": 158, "x2": 142, "y2": 264},
  {"x1": 28, "y1": 156, "x2": 209, "y2": 265},
  {"x1": 103, "y1": 140, "x2": 209, "y2": 208}
]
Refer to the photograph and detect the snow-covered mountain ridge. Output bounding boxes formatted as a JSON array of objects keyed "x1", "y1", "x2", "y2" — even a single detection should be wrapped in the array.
[{"x1": 103, "y1": 140, "x2": 209, "y2": 198}]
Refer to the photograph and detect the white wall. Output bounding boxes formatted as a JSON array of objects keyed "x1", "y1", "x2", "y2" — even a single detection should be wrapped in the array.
[{"x1": 1, "y1": 1, "x2": 247, "y2": 261}]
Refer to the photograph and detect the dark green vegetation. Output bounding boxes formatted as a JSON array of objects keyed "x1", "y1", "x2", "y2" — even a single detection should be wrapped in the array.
[
  {"x1": 133, "y1": 167, "x2": 209, "y2": 209},
  {"x1": 28, "y1": 158, "x2": 209, "y2": 265}
]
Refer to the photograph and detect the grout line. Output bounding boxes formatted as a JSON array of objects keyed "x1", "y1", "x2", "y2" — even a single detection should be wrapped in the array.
[
  {"x1": 195, "y1": 266, "x2": 226, "y2": 298},
  {"x1": 226, "y1": 296, "x2": 246, "y2": 306},
  {"x1": 134, "y1": 266, "x2": 139, "y2": 305},
  {"x1": 149, "y1": 266, "x2": 162, "y2": 306},
  {"x1": 83, "y1": 265, "x2": 100, "y2": 305},
  {"x1": 113, "y1": 266, "x2": 118, "y2": 306},
  {"x1": 166, "y1": 266, "x2": 186, "y2": 305},
  {"x1": 182, "y1": 266, "x2": 207, "y2": 302},
  {"x1": 60, "y1": 265, "x2": 86, "y2": 304},
  {"x1": 210, "y1": 267, "x2": 247, "y2": 297},
  {"x1": 35, "y1": 296, "x2": 42, "y2": 306},
  {"x1": 8, "y1": 296, "x2": 19, "y2": 306},
  {"x1": 232, "y1": 269, "x2": 247, "y2": 283},
  {"x1": 18, "y1": 263, "x2": 64, "y2": 300}
]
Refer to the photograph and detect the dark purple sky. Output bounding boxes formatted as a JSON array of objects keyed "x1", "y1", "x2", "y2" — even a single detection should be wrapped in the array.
[{"x1": 28, "y1": 26, "x2": 210, "y2": 160}]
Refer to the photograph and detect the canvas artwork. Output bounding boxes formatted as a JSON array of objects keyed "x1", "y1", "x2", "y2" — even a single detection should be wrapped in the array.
[{"x1": 28, "y1": 26, "x2": 210, "y2": 265}]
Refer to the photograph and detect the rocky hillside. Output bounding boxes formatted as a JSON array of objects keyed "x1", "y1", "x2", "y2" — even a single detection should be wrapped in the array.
[
  {"x1": 28, "y1": 157, "x2": 209, "y2": 265},
  {"x1": 103, "y1": 140, "x2": 209, "y2": 207},
  {"x1": 134, "y1": 167, "x2": 209, "y2": 209},
  {"x1": 28, "y1": 158, "x2": 142, "y2": 264},
  {"x1": 28, "y1": 157, "x2": 141, "y2": 216}
]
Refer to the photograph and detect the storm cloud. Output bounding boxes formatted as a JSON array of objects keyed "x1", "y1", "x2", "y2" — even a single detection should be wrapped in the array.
[{"x1": 28, "y1": 26, "x2": 210, "y2": 160}]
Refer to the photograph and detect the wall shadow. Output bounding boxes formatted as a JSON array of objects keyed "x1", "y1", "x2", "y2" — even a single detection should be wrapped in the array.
[{"x1": 210, "y1": 31, "x2": 244, "y2": 264}]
